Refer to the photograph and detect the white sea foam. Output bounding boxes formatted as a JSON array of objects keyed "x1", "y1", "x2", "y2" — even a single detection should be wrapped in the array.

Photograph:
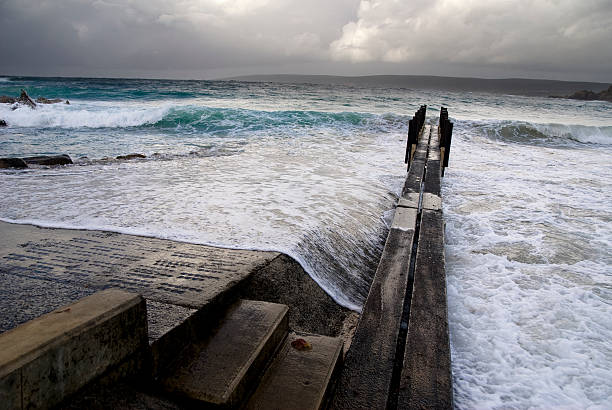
[
  {"x1": 0, "y1": 101, "x2": 170, "y2": 128},
  {"x1": 443, "y1": 127, "x2": 612, "y2": 408},
  {"x1": 0, "y1": 129, "x2": 405, "y2": 310},
  {"x1": 0, "y1": 77, "x2": 10, "y2": 83}
]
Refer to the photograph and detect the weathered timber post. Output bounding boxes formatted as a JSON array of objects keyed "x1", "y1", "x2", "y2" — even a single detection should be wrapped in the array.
[
  {"x1": 405, "y1": 105, "x2": 427, "y2": 168},
  {"x1": 439, "y1": 107, "x2": 453, "y2": 177}
]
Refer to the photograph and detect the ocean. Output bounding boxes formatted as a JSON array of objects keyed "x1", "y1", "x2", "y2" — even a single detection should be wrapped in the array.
[{"x1": 1, "y1": 76, "x2": 610, "y2": 408}]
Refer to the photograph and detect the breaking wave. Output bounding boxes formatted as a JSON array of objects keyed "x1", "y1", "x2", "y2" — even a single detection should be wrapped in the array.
[
  {"x1": 457, "y1": 119, "x2": 612, "y2": 146},
  {"x1": 0, "y1": 102, "x2": 404, "y2": 134}
]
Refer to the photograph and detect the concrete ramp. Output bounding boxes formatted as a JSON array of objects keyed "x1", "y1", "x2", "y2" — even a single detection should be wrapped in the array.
[{"x1": 0, "y1": 221, "x2": 279, "y2": 334}]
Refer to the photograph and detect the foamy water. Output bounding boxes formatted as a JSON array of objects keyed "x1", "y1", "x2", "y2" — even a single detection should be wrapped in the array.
[
  {"x1": 1, "y1": 77, "x2": 611, "y2": 407},
  {"x1": 443, "y1": 123, "x2": 612, "y2": 408}
]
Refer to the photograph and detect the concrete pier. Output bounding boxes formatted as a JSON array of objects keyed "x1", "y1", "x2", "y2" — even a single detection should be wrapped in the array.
[{"x1": 331, "y1": 117, "x2": 453, "y2": 409}]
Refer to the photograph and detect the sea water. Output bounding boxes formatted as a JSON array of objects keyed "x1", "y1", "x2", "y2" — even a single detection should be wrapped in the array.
[{"x1": 1, "y1": 76, "x2": 610, "y2": 407}]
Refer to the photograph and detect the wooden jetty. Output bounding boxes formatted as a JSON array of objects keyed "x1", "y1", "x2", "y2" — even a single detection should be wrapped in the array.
[
  {"x1": 330, "y1": 106, "x2": 453, "y2": 409},
  {"x1": 0, "y1": 107, "x2": 454, "y2": 409}
]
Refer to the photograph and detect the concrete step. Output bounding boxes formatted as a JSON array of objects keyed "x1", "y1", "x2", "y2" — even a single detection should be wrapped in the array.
[
  {"x1": 159, "y1": 299, "x2": 288, "y2": 408},
  {"x1": 245, "y1": 332, "x2": 343, "y2": 410},
  {"x1": 0, "y1": 289, "x2": 148, "y2": 410}
]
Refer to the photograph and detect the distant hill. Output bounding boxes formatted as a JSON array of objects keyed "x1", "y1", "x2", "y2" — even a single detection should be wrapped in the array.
[{"x1": 220, "y1": 74, "x2": 610, "y2": 97}]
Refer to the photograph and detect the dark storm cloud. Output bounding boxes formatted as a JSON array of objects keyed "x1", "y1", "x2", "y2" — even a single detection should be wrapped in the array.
[{"x1": 0, "y1": 0, "x2": 611, "y2": 81}]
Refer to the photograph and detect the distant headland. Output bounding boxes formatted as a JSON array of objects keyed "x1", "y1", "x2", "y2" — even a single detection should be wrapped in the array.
[
  {"x1": 551, "y1": 85, "x2": 612, "y2": 103},
  {"x1": 219, "y1": 74, "x2": 611, "y2": 98}
]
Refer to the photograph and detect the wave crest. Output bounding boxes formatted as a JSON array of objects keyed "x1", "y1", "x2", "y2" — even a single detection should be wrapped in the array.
[
  {"x1": 457, "y1": 119, "x2": 612, "y2": 146},
  {"x1": 0, "y1": 102, "x2": 169, "y2": 128},
  {"x1": 0, "y1": 102, "x2": 403, "y2": 133}
]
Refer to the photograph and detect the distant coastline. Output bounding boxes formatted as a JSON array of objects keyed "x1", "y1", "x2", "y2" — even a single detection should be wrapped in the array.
[
  {"x1": 220, "y1": 74, "x2": 610, "y2": 98},
  {"x1": 551, "y1": 85, "x2": 612, "y2": 103},
  {"x1": 2, "y1": 73, "x2": 610, "y2": 99}
]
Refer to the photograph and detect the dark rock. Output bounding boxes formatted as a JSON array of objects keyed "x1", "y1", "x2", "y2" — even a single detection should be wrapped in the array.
[
  {"x1": 0, "y1": 120, "x2": 7, "y2": 127},
  {"x1": 562, "y1": 85, "x2": 612, "y2": 102},
  {"x1": 22, "y1": 154, "x2": 73, "y2": 166},
  {"x1": 0, "y1": 158, "x2": 28, "y2": 169},
  {"x1": 0, "y1": 96, "x2": 17, "y2": 104},
  {"x1": 1, "y1": 90, "x2": 70, "y2": 108},
  {"x1": 35, "y1": 97, "x2": 63, "y2": 104},
  {"x1": 116, "y1": 153, "x2": 146, "y2": 160},
  {"x1": 18, "y1": 89, "x2": 36, "y2": 109}
]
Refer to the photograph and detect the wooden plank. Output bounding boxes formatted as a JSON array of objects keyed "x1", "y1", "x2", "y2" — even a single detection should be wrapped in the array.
[
  {"x1": 401, "y1": 126, "x2": 430, "y2": 196},
  {"x1": 330, "y1": 220, "x2": 417, "y2": 409},
  {"x1": 425, "y1": 125, "x2": 442, "y2": 196},
  {"x1": 398, "y1": 209, "x2": 452, "y2": 409}
]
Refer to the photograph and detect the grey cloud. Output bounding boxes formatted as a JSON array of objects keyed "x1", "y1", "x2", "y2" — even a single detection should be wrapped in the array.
[
  {"x1": 330, "y1": 0, "x2": 612, "y2": 81},
  {"x1": 0, "y1": 0, "x2": 610, "y2": 81}
]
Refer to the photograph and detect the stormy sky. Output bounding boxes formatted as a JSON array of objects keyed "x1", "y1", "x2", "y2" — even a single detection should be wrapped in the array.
[{"x1": 1, "y1": 0, "x2": 611, "y2": 82}]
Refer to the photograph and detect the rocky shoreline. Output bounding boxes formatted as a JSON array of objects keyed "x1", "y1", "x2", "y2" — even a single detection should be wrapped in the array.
[
  {"x1": 551, "y1": 85, "x2": 612, "y2": 102},
  {"x1": 0, "y1": 88, "x2": 70, "y2": 127}
]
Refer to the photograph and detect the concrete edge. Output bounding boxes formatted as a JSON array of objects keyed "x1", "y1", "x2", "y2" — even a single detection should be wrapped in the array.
[
  {"x1": 0, "y1": 289, "x2": 144, "y2": 377},
  {"x1": 223, "y1": 301, "x2": 289, "y2": 405},
  {"x1": 0, "y1": 289, "x2": 148, "y2": 410}
]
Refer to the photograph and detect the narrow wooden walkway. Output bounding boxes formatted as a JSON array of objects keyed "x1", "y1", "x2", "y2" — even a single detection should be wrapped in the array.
[{"x1": 331, "y1": 114, "x2": 453, "y2": 409}]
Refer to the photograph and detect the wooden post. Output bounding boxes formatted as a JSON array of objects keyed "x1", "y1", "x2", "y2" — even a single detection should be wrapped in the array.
[
  {"x1": 438, "y1": 107, "x2": 453, "y2": 177},
  {"x1": 405, "y1": 119, "x2": 415, "y2": 164},
  {"x1": 406, "y1": 106, "x2": 427, "y2": 168}
]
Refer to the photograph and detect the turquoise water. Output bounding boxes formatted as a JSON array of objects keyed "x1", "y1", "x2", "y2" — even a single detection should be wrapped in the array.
[{"x1": 1, "y1": 76, "x2": 611, "y2": 407}]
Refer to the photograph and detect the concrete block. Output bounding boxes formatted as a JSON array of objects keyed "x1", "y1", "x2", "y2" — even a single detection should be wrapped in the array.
[
  {"x1": 0, "y1": 370, "x2": 20, "y2": 409},
  {"x1": 391, "y1": 207, "x2": 418, "y2": 231},
  {"x1": 160, "y1": 299, "x2": 288, "y2": 407},
  {"x1": 246, "y1": 332, "x2": 343, "y2": 410},
  {"x1": 0, "y1": 289, "x2": 148, "y2": 409},
  {"x1": 422, "y1": 192, "x2": 442, "y2": 211},
  {"x1": 398, "y1": 192, "x2": 419, "y2": 209}
]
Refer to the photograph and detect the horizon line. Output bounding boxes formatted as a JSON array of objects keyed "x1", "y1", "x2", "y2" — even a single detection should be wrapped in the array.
[{"x1": 1, "y1": 73, "x2": 610, "y2": 85}]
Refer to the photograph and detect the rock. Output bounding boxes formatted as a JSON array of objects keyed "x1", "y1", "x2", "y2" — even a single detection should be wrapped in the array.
[
  {"x1": 564, "y1": 85, "x2": 612, "y2": 103},
  {"x1": 0, "y1": 96, "x2": 17, "y2": 104},
  {"x1": 22, "y1": 154, "x2": 73, "y2": 166},
  {"x1": 18, "y1": 89, "x2": 36, "y2": 109},
  {"x1": 2, "y1": 90, "x2": 69, "y2": 108},
  {"x1": 0, "y1": 158, "x2": 28, "y2": 169},
  {"x1": 35, "y1": 97, "x2": 63, "y2": 104},
  {"x1": 116, "y1": 153, "x2": 146, "y2": 160},
  {"x1": 0, "y1": 120, "x2": 7, "y2": 127}
]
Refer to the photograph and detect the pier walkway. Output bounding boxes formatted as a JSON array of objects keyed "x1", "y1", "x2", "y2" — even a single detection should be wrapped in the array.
[{"x1": 331, "y1": 109, "x2": 453, "y2": 409}]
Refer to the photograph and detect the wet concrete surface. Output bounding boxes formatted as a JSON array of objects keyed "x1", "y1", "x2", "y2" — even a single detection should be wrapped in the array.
[{"x1": 0, "y1": 221, "x2": 279, "y2": 335}]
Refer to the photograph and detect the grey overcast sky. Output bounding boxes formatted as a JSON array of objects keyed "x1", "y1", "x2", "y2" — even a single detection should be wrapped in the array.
[{"x1": 1, "y1": 0, "x2": 611, "y2": 82}]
